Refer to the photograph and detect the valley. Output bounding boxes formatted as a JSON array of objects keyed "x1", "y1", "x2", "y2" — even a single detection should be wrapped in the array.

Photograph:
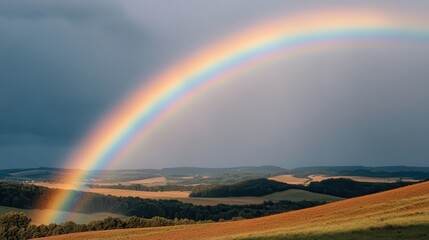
[{"x1": 37, "y1": 178, "x2": 429, "y2": 239}]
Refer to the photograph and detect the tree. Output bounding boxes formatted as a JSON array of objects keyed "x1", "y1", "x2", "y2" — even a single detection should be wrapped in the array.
[{"x1": 0, "y1": 212, "x2": 31, "y2": 240}]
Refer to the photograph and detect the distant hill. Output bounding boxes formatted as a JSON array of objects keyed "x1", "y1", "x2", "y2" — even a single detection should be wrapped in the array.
[
  {"x1": 293, "y1": 165, "x2": 429, "y2": 172},
  {"x1": 189, "y1": 178, "x2": 416, "y2": 198},
  {"x1": 0, "y1": 168, "x2": 84, "y2": 182},
  {"x1": 159, "y1": 166, "x2": 287, "y2": 176},
  {"x1": 291, "y1": 166, "x2": 429, "y2": 179},
  {"x1": 0, "y1": 166, "x2": 288, "y2": 183},
  {"x1": 190, "y1": 178, "x2": 296, "y2": 197},
  {"x1": 40, "y1": 179, "x2": 429, "y2": 240},
  {"x1": 1, "y1": 165, "x2": 428, "y2": 183}
]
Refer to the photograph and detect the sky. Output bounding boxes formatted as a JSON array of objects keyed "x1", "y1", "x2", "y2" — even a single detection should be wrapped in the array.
[{"x1": 1, "y1": 0, "x2": 429, "y2": 169}]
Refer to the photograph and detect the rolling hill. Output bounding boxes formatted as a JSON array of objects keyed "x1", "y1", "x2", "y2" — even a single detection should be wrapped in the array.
[
  {"x1": 0, "y1": 166, "x2": 287, "y2": 183},
  {"x1": 262, "y1": 189, "x2": 343, "y2": 202},
  {"x1": 38, "y1": 180, "x2": 429, "y2": 239}
]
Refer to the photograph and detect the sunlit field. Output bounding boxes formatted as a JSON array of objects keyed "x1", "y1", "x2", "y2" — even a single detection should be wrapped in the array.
[{"x1": 36, "y1": 181, "x2": 429, "y2": 240}]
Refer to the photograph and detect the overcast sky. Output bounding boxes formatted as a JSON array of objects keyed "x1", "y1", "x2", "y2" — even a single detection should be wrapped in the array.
[{"x1": 1, "y1": 0, "x2": 429, "y2": 169}]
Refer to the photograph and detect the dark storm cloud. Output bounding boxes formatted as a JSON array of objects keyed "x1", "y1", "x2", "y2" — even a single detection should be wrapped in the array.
[
  {"x1": 0, "y1": 0, "x2": 151, "y2": 167},
  {"x1": 2, "y1": 0, "x2": 429, "y2": 169}
]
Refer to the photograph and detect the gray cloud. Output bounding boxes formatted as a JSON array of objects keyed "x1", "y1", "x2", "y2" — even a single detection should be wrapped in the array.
[
  {"x1": 123, "y1": 43, "x2": 429, "y2": 169},
  {"x1": 0, "y1": 0, "x2": 152, "y2": 167},
  {"x1": 1, "y1": 0, "x2": 429, "y2": 169}
]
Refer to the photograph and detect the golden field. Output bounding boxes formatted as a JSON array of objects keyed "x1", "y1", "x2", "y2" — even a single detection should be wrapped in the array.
[
  {"x1": 37, "y1": 180, "x2": 429, "y2": 239},
  {"x1": 33, "y1": 182, "x2": 341, "y2": 206},
  {"x1": 94, "y1": 177, "x2": 168, "y2": 186},
  {"x1": 270, "y1": 174, "x2": 419, "y2": 185},
  {"x1": 268, "y1": 174, "x2": 309, "y2": 185},
  {"x1": 33, "y1": 182, "x2": 190, "y2": 199}
]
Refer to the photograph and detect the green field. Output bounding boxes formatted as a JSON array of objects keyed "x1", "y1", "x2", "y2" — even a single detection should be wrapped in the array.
[
  {"x1": 262, "y1": 189, "x2": 343, "y2": 202},
  {"x1": 242, "y1": 224, "x2": 429, "y2": 240},
  {"x1": 0, "y1": 206, "x2": 126, "y2": 225}
]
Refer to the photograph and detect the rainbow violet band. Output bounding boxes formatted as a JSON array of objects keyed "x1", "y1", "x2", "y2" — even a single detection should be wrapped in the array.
[{"x1": 42, "y1": 9, "x2": 429, "y2": 224}]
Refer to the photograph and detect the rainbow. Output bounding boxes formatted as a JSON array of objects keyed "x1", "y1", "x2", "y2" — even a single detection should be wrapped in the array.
[{"x1": 42, "y1": 9, "x2": 429, "y2": 223}]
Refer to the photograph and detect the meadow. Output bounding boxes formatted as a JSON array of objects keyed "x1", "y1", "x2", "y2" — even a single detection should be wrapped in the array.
[
  {"x1": 34, "y1": 182, "x2": 190, "y2": 199},
  {"x1": 36, "y1": 180, "x2": 429, "y2": 240},
  {"x1": 267, "y1": 174, "x2": 309, "y2": 184},
  {"x1": 34, "y1": 182, "x2": 342, "y2": 206},
  {"x1": 95, "y1": 176, "x2": 168, "y2": 186},
  {"x1": 262, "y1": 189, "x2": 343, "y2": 202},
  {"x1": 269, "y1": 174, "x2": 418, "y2": 185}
]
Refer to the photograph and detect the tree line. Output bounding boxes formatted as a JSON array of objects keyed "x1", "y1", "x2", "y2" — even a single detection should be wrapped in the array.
[
  {"x1": 0, "y1": 182, "x2": 322, "y2": 222},
  {"x1": 0, "y1": 211, "x2": 206, "y2": 240},
  {"x1": 189, "y1": 178, "x2": 417, "y2": 198}
]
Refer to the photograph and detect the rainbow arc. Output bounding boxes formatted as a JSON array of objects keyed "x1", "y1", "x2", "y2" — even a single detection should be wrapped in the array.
[{"x1": 41, "y1": 9, "x2": 429, "y2": 224}]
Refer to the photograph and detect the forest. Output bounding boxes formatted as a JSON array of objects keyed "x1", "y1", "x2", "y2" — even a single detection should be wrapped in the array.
[
  {"x1": 0, "y1": 211, "x2": 206, "y2": 239},
  {"x1": 189, "y1": 178, "x2": 417, "y2": 198},
  {"x1": 0, "y1": 182, "x2": 322, "y2": 222}
]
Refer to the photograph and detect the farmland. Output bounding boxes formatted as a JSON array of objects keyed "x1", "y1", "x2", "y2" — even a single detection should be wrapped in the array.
[
  {"x1": 95, "y1": 177, "x2": 168, "y2": 186},
  {"x1": 38, "y1": 180, "x2": 429, "y2": 240},
  {"x1": 268, "y1": 174, "x2": 309, "y2": 184},
  {"x1": 269, "y1": 174, "x2": 419, "y2": 185},
  {"x1": 33, "y1": 182, "x2": 190, "y2": 199},
  {"x1": 33, "y1": 182, "x2": 342, "y2": 206}
]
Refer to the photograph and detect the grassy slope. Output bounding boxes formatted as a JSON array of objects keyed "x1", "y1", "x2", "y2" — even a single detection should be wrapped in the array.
[
  {"x1": 183, "y1": 190, "x2": 343, "y2": 206},
  {"x1": 262, "y1": 189, "x2": 343, "y2": 202},
  {"x1": 245, "y1": 224, "x2": 429, "y2": 240},
  {"x1": 39, "y1": 180, "x2": 429, "y2": 240},
  {"x1": 0, "y1": 206, "x2": 125, "y2": 225}
]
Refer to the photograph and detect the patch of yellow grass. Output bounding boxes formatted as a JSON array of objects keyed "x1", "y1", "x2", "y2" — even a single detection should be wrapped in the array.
[
  {"x1": 100, "y1": 177, "x2": 168, "y2": 186},
  {"x1": 183, "y1": 197, "x2": 264, "y2": 206},
  {"x1": 33, "y1": 182, "x2": 190, "y2": 199},
  {"x1": 269, "y1": 174, "x2": 419, "y2": 186},
  {"x1": 268, "y1": 174, "x2": 309, "y2": 185}
]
